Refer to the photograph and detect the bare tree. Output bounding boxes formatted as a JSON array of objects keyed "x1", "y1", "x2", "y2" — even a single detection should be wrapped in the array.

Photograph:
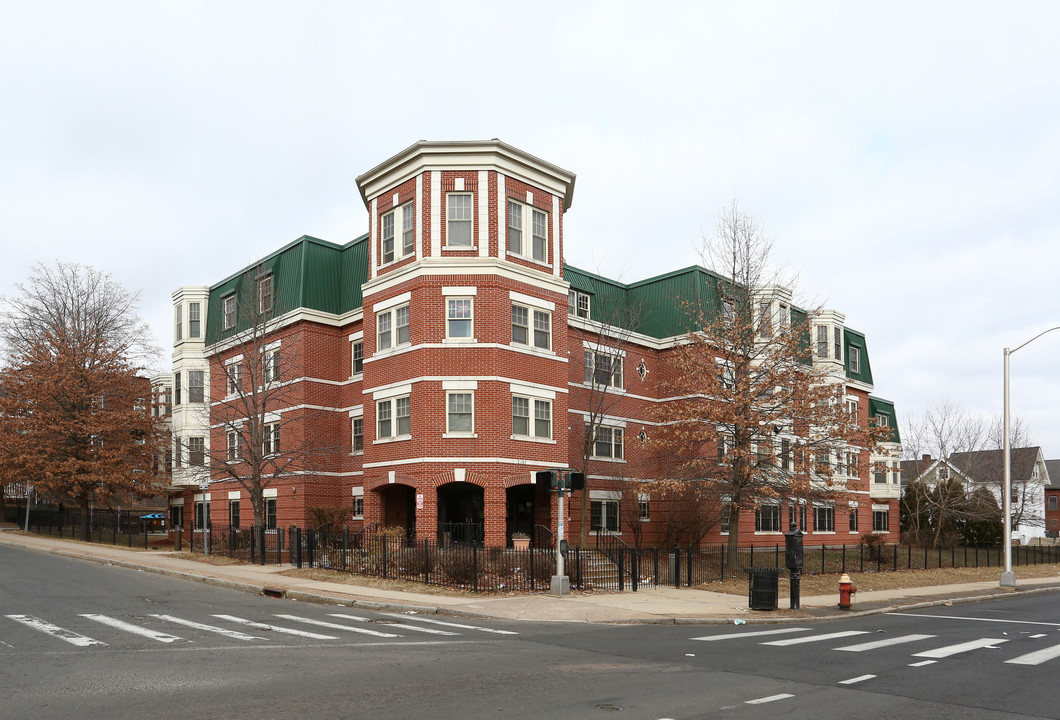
[
  {"x1": 651, "y1": 200, "x2": 890, "y2": 569},
  {"x1": 196, "y1": 264, "x2": 335, "y2": 533},
  {"x1": 571, "y1": 295, "x2": 644, "y2": 545}
]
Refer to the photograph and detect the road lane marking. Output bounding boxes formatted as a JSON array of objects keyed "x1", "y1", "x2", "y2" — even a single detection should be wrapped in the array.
[
  {"x1": 1005, "y1": 642, "x2": 1060, "y2": 665},
  {"x1": 762, "y1": 631, "x2": 868, "y2": 646},
  {"x1": 5, "y1": 615, "x2": 106, "y2": 647},
  {"x1": 150, "y1": 614, "x2": 265, "y2": 640},
  {"x1": 328, "y1": 613, "x2": 459, "y2": 636},
  {"x1": 834, "y1": 634, "x2": 936, "y2": 652},
  {"x1": 913, "y1": 638, "x2": 1008, "y2": 658},
  {"x1": 839, "y1": 675, "x2": 876, "y2": 685},
  {"x1": 212, "y1": 614, "x2": 337, "y2": 640},
  {"x1": 746, "y1": 694, "x2": 794, "y2": 704},
  {"x1": 891, "y1": 612, "x2": 1060, "y2": 627},
  {"x1": 909, "y1": 660, "x2": 937, "y2": 667},
  {"x1": 80, "y1": 614, "x2": 183, "y2": 643},
  {"x1": 273, "y1": 614, "x2": 400, "y2": 638},
  {"x1": 379, "y1": 613, "x2": 518, "y2": 635},
  {"x1": 692, "y1": 628, "x2": 811, "y2": 642}
]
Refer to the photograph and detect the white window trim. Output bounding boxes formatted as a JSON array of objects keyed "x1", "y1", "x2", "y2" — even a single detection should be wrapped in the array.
[
  {"x1": 445, "y1": 192, "x2": 474, "y2": 249},
  {"x1": 352, "y1": 486, "x2": 364, "y2": 519},
  {"x1": 376, "y1": 302, "x2": 410, "y2": 353},
  {"x1": 375, "y1": 395, "x2": 411, "y2": 443},
  {"x1": 444, "y1": 296, "x2": 475, "y2": 343},
  {"x1": 512, "y1": 393, "x2": 554, "y2": 442},
  {"x1": 505, "y1": 198, "x2": 549, "y2": 264},
  {"x1": 444, "y1": 390, "x2": 476, "y2": 438}
]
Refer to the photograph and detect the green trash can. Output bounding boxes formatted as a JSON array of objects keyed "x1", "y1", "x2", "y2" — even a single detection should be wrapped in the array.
[{"x1": 745, "y1": 567, "x2": 783, "y2": 610}]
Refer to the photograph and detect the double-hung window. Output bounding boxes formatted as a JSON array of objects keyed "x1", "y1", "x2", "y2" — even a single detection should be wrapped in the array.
[
  {"x1": 175, "y1": 304, "x2": 182, "y2": 341},
  {"x1": 590, "y1": 492, "x2": 620, "y2": 533},
  {"x1": 174, "y1": 371, "x2": 182, "y2": 406},
  {"x1": 226, "y1": 360, "x2": 242, "y2": 396},
  {"x1": 377, "y1": 396, "x2": 410, "y2": 440},
  {"x1": 263, "y1": 422, "x2": 280, "y2": 456},
  {"x1": 849, "y1": 346, "x2": 860, "y2": 373},
  {"x1": 188, "y1": 437, "x2": 205, "y2": 466},
  {"x1": 263, "y1": 348, "x2": 279, "y2": 384},
  {"x1": 568, "y1": 290, "x2": 590, "y2": 318},
  {"x1": 188, "y1": 370, "x2": 205, "y2": 403},
  {"x1": 834, "y1": 325, "x2": 842, "y2": 360},
  {"x1": 381, "y1": 201, "x2": 414, "y2": 264},
  {"x1": 506, "y1": 200, "x2": 548, "y2": 262},
  {"x1": 873, "y1": 507, "x2": 890, "y2": 532},
  {"x1": 223, "y1": 295, "x2": 236, "y2": 330},
  {"x1": 227, "y1": 429, "x2": 241, "y2": 462},
  {"x1": 258, "y1": 274, "x2": 273, "y2": 314},
  {"x1": 381, "y1": 210, "x2": 395, "y2": 264},
  {"x1": 591, "y1": 425, "x2": 624, "y2": 460},
  {"x1": 813, "y1": 504, "x2": 835, "y2": 532},
  {"x1": 512, "y1": 396, "x2": 551, "y2": 439},
  {"x1": 585, "y1": 349, "x2": 623, "y2": 389},
  {"x1": 447, "y1": 298, "x2": 473, "y2": 339},
  {"x1": 758, "y1": 301, "x2": 771, "y2": 338},
  {"x1": 189, "y1": 302, "x2": 200, "y2": 338},
  {"x1": 352, "y1": 487, "x2": 364, "y2": 519},
  {"x1": 446, "y1": 392, "x2": 474, "y2": 434},
  {"x1": 755, "y1": 504, "x2": 782, "y2": 532},
  {"x1": 265, "y1": 498, "x2": 277, "y2": 531},
  {"x1": 377, "y1": 304, "x2": 410, "y2": 351},
  {"x1": 351, "y1": 340, "x2": 363, "y2": 374},
  {"x1": 511, "y1": 304, "x2": 551, "y2": 350},
  {"x1": 447, "y1": 193, "x2": 473, "y2": 247},
  {"x1": 229, "y1": 500, "x2": 240, "y2": 528},
  {"x1": 351, "y1": 416, "x2": 364, "y2": 452},
  {"x1": 816, "y1": 325, "x2": 828, "y2": 358}
]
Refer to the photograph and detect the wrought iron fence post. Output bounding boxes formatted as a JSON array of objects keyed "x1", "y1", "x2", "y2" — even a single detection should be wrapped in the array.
[
  {"x1": 472, "y1": 545, "x2": 479, "y2": 593},
  {"x1": 342, "y1": 527, "x2": 350, "y2": 572},
  {"x1": 294, "y1": 527, "x2": 302, "y2": 568},
  {"x1": 423, "y1": 538, "x2": 429, "y2": 585},
  {"x1": 307, "y1": 528, "x2": 315, "y2": 568},
  {"x1": 673, "y1": 547, "x2": 681, "y2": 588},
  {"x1": 259, "y1": 526, "x2": 266, "y2": 566},
  {"x1": 687, "y1": 544, "x2": 693, "y2": 587},
  {"x1": 618, "y1": 549, "x2": 625, "y2": 591}
]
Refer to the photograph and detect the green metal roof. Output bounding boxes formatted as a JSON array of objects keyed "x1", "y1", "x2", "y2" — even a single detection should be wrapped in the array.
[
  {"x1": 205, "y1": 234, "x2": 369, "y2": 345},
  {"x1": 843, "y1": 327, "x2": 874, "y2": 386},
  {"x1": 868, "y1": 396, "x2": 901, "y2": 443}
]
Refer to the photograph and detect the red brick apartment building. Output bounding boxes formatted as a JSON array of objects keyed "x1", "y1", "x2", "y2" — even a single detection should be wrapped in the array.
[{"x1": 156, "y1": 140, "x2": 902, "y2": 549}]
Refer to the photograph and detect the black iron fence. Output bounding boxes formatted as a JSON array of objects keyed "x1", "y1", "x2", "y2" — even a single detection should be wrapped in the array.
[
  {"x1": 17, "y1": 507, "x2": 166, "y2": 549},
  {"x1": 12, "y1": 509, "x2": 1060, "y2": 593}
]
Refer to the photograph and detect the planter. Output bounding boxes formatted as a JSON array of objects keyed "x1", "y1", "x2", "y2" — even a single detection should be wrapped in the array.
[{"x1": 512, "y1": 537, "x2": 530, "y2": 550}]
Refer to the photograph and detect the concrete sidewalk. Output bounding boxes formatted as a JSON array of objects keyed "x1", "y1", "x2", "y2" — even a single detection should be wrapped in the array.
[{"x1": 3, "y1": 528, "x2": 1058, "y2": 625}]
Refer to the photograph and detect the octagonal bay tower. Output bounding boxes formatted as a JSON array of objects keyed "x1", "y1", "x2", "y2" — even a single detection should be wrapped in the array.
[{"x1": 353, "y1": 140, "x2": 577, "y2": 546}]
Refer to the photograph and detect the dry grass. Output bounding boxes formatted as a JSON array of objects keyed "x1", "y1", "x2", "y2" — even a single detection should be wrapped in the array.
[{"x1": 698, "y1": 563, "x2": 1060, "y2": 598}]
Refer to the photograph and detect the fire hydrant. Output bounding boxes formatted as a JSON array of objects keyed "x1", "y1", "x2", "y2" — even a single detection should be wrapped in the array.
[{"x1": 839, "y1": 573, "x2": 857, "y2": 610}]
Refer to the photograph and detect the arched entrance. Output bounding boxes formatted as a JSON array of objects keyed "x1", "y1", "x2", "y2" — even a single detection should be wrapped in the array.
[
  {"x1": 378, "y1": 484, "x2": 416, "y2": 539},
  {"x1": 506, "y1": 484, "x2": 552, "y2": 547},
  {"x1": 437, "y1": 483, "x2": 484, "y2": 545}
]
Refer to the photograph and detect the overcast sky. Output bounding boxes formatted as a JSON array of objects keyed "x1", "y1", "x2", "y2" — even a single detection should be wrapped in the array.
[{"x1": 3, "y1": 1, "x2": 1058, "y2": 458}]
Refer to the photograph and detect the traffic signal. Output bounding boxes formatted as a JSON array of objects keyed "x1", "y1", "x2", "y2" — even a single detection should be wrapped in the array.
[
  {"x1": 567, "y1": 472, "x2": 585, "y2": 491},
  {"x1": 535, "y1": 469, "x2": 557, "y2": 489}
]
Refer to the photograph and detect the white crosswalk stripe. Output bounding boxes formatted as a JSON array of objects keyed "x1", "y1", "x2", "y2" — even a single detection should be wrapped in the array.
[
  {"x1": 212, "y1": 614, "x2": 338, "y2": 639},
  {"x1": 762, "y1": 630, "x2": 868, "y2": 646},
  {"x1": 1005, "y1": 642, "x2": 1060, "y2": 666},
  {"x1": 912, "y1": 638, "x2": 1008, "y2": 659},
  {"x1": 379, "y1": 613, "x2": 518, "y2": 634},
  {"x1": 692, "y1": 627, "x2": 811, "y2": 642},
  {"x1": 80, "y1": 614, "x2": 183, "y2": 643},
  {"x1": 328, "y1": 613, "x2": 459, "y2": 636},
  {"x1": 274, "y1": 614, "x2": 400, "y2": 638},
  {"x1": 150, "y1": 614, "x2": 265, "y2": 640},
  {"x1": 834, "y1": 634, "x2": 936, "y2": 652},
  {"x1": 5, "y1": 614, "x2": 107, "y2": 647}
]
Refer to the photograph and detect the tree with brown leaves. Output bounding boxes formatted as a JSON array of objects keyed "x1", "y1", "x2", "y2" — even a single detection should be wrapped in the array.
[{"x1": 0, "y1": 262, "x2": 167, "y2": 539}]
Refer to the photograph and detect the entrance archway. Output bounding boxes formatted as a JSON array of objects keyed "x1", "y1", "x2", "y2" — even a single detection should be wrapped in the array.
[
  {"x1": 377, "y1": 484, "x2": 416, "y2": 539},
  {"x1": 437, "y1": 483, "x2": 484, "y2": 545}
]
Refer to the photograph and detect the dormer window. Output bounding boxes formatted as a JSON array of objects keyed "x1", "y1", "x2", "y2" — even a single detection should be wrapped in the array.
[
  {"x1": 816, "y1": 325, "x2": 828, "y2": 358},
  {"x1": 258, "y1": 274, "x2": 273, "y2": 314},
  {"x1": 849, "y1": 346, "x2": 860, "y2": 373},
  {"x1": 568, "y1": 290, "x2": 590, "y2": 318}
]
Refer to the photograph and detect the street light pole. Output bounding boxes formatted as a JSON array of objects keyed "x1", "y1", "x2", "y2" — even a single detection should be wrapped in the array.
[{"x1": 1001, "y1": 326, "x2": 1060, "y2": 589}]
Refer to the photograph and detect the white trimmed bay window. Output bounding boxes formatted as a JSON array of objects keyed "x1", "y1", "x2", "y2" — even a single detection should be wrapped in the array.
[{"x1": 506, "y1": 199, "x2": 548, "y2": 262}]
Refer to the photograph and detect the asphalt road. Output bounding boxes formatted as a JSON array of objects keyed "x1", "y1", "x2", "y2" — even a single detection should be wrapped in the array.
[{"x1": 3, "y1": 545, "x2": 1059, "y2": 719}]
